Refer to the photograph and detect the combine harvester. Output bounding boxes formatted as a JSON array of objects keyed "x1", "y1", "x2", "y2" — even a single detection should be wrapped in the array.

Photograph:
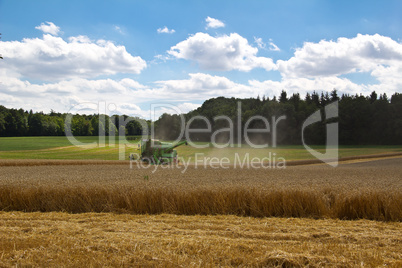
[{"x1": 137, "y1": 139, "x2": 187, "y2": 164}]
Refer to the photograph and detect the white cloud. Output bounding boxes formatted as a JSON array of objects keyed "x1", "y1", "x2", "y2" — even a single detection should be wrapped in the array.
[
  {"x1": 254, "y1": 37, "x2": 280, "y2": 51},
  {"x1": 268, "y1": 41, "x2": 280, "y2": 51},
  {"x1": 114, "y1": 26, "x2": 124, "y2": 35},
  {"x1": 168, "y1": 32, "x2": 276, "y2": 71},
  {"x1": 156, "y1": 73, "x2": 238, "y2": 94},
  {"x1": 154, "y1": 73, "x2": 284, "y2": 100},
  {"x1": 369, "y1": 62, "x2": 402, "y2": 92},
  {"x1": 152, "y1": 54, "x2": 173, "y2": 63},
  {"x1": 157, "y1": 26, "x2": 175, "y2": 34},
  {"x1": 156, "y1": 72, "x2": 399, "y2": 102},
  {"x1": 249, "y1": 76, "x2": 368, "y2": 97},
  {"x1": 0, "y1": 70, "x2": 398, "y2": 119},
  {"x1": 0, "y1": 24, "x2": 147, "y2": 81},
  {"x1": 0, "y1": 75, "x2": 153, "y2": 115},
  {"x1": 116, "y1": 103, "x2": 144, "y2": 117},
  {"x1": 277, "y1": 33, "x2": 402, "y2": 78},
  {"x1": 0, "y1": 73, "x2": 206, "y2": 118},
  {"x1": 177, "y1": 102, "x2": 201, "y2": 112},
  {"x1": 3, "y1": 28, "x2": 402, "y2": 119},
  {"x1": 254, "y1": 37, "x2": 266, "y2": 49},
  {"x1": 120, "y1": 78, "x2": 146, "y2": 89},
  {"x1": 150, "y1": 103, "x2": 201, "y2": 118},
  {"x1": 68, "y1": 35, "x2": 92, "y2": 43},
  {"x1": 35, "y1": 22, "x2": 60, "y2": 36},
  {"x1": 0, "y1": 92, "x2": 23, "y2": 107},
  {"x1": 205, "y1": 17, "x2": 225, "y2": 29}
]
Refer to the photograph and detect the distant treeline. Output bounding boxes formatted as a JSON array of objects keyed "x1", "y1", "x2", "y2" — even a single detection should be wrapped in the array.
[
  {"x1": 154, "y1": 90, "x2": 402, "y2": 145},
  {"x1": 0, "y1": 107, "x2": 148, "y2": 138},
  {"x1": 1, "y1": 90, "x2": 402, "y2": 145}
]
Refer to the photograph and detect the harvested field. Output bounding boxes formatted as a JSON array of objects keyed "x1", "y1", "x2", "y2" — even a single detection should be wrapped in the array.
[
  {"x1": 0, "y1": 157, "x2": 401, "y2": 221},
  {"x1": 0, "y1": 212, "x2": 401, "y2": 267}
]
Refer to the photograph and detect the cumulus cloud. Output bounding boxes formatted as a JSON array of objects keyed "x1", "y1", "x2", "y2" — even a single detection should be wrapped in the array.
[
  {"x1": 0, "y1": 75, "x2": 154, "y2": 116},
  {"x1": 156, "y1": 73, "x2": 238, "y2": 94},
  {"x1": 155, "y1": 72, "x2": 400, "y2": 102},
  {"x1": 369, "y1": 62, "x2": 402, "y2": 92},
  {"x1": 68, "y1": 35, "x2": 91, "y2": 43},
  {"x1": 0, "y1": 92, "x2": 24, "y2": 107},
  {"x1": 35, "y1": 22, "x2": 61, "y2": 36},
  {"x1": 277, "y1": 33, "x2": 402, "y2": 78},
  {"x1": 155, "y1": 73, "x2": 282, "y2": 99},
  {"x1": 249, "y1": 76, "x2": 369, "y2": 97},
  {"x1": 0, "y1": 69, "x2": 398, "y2": 119},
  {"x1": 0, "y1": 73, "x2": 206, "y2": 118},
  {"x1": 116, "y1": 103, "x2": 145, "y2": 117},
  {"x1": 150, "y1": 103, "x2": 201, "y2": 119},
  {"x1": 0, "y1": 25, "x2": 147, "y2": 81},
  {"x1": 3, "y1": 28, "x2": 402, "y2": 119},
  {"x1": 157, "y1": 26, "x2": 175, "y2": 34},
  {"x1": 177, "y1": 102, "x2": 201, "y2": 112},
  {"x1": 205, "y1": 17, "x2": 225, "y2": 29},
  {"x1": 0, "y1": 75, "x2": 146, "y2": 98},
  {"x1": 168, "y1": 32, "x2": 276, "y2": 71}
]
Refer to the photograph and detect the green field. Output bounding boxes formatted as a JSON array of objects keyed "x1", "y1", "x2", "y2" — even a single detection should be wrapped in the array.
[
  {"x1": 0, "y1": 136, "x2": 139, "y2": 160},
  {"x1": 0, "y1": 136, "x2": 401, "y2": 161},
  {"x1": 0, "y1": 136, "x2": 101, "y2": 151}
]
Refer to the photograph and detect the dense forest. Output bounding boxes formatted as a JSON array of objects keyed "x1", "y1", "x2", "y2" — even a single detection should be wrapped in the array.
[
  {"x1": 154, "y1": 90, "x2": 402, "y2": 145},
  {"x1": 0, "y1": 107, "x2": 148, "y2": 138},
  {"x1": 1, "y1": 90, "x2": 402, "y2": 145}
]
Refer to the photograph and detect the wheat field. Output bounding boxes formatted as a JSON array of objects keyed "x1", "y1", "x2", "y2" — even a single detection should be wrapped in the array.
[
  {"x1": 0, "y1": 212, "x2": 401, "y2": 267},
  {"x1": 0, "y1": 157, "x2": 401, "y2": 221},
  {"x1": 0, "y1": 157, "x2": 401, "y2": 266}
]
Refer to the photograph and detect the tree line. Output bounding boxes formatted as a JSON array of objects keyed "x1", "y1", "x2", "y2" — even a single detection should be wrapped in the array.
[
  {"x1": 1, "y1": 90, "x2": 402, "y2": 145},
  {"x1": 154, "y1": 90, "x2": 402, "y2": 145},
  {"x1": 0, "y1": 107, "x2": 148, "y2": 138}
]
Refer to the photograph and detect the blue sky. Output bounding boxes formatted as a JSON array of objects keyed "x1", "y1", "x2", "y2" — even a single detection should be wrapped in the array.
[{"x1": 1, "y1": 0, "x2": 402, "y2": 118}]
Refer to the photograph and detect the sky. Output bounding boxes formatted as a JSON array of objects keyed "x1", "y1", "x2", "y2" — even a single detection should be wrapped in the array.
[{"x1": 1, "y1": 0, "x2": 402, "y2": 119}]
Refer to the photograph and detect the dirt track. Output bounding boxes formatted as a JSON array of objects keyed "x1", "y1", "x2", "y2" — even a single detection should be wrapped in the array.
[{"x1": 339, "y1": 156, "x2": 402, "y2": 167}]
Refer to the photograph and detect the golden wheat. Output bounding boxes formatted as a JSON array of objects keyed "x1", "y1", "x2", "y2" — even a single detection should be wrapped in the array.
[
  {"x1": 0, "y1": 212, "x2": 401, "y2": 267},
  {"x1": 1, "y1": 157, "x2": 401, "y2": 221}
]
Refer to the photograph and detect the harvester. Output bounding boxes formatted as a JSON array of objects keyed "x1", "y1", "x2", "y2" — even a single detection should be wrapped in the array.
[{"x1": 138, "y1": 139, "x2": 187, "y2": 164}]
